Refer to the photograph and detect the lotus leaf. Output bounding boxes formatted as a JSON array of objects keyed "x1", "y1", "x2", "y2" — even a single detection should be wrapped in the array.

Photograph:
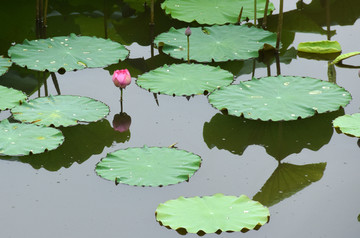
[
  {"x1": 156, "y1": 193, "x2": 269, "y2": 234},
  {"x1": 154, "y1": 25, "x2": 277, "y2": 62},
  {"x1": 332, "y1": 113, "x2": 360, "y2": 137},
  {"x1": 95, "y1": 146, "x2": 201, "y2": 187},
  {"x1": 11, "y1": 95, "x2": 109, "y2": 127},
  {"x1": 297, "y1": 40, "x2": 341, "y2": 54},
  {"x1": 8, "y1": 33, "x2": 129, "y2": 72},
  {"x1": 0, "y1": 56, "x2": 11, "y2": 76},
  {"x1": 136, "y1": 63, "x2": 233, "y2": 96},
  {"x1": 0, "y1": 85, "x2": 27, "y2": 111},
  {"x1": 331, "y1": 51, "x2": 360, "y2": 65},
  {"x1": 161, "y1": 0, "x2": 275, "y2": 25},
  {"x1": 208, "y1": 75, "x2": 351, "y2": 121},
  {"x1": 0, "y1": 120, "x2": 64, "y2": 156}
]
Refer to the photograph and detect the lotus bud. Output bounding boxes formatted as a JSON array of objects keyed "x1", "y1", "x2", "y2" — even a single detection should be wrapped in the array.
[
  {"x1": 112, "y1": 112, "x2": 132, "y2": 132},
  {"x1": 185, "y1": 26, "x2": 192, "y2": 36},
  {"x1": 112, "y1": 69, "x2": 131, "y2": 89}
]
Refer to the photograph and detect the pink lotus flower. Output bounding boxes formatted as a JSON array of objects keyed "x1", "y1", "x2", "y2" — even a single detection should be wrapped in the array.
[{"x1": 112, "y1": 69, "x2": 131, "y2": 88}]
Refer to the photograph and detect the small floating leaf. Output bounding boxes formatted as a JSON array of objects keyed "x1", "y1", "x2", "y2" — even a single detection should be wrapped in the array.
[
  {"x1": 208, "y1": 75, "x2": 351, "y2": 121},
  {"x1": 95, "y1": 146, "x2": 201, "y2": 187},
  {"x1": 137, "y1": 63, "x2": 233, "y2": 96},
  {"x1": 154, "y1": 25, "x2": 277, "y2": 62},
  {"x1": 0, "y1": 120, "x2": 64, "y2": 156},
  {"x1": 156, "y1": 193, "x2": 269, "y2": 234},
  {"x1": 0, "y1": 56, "x2": 12, "y2": 76},
  {"x1": 333, "y1": 113, "x2": 360, "y2": 137},
  {"x1": 0, "y1": 85, "x2": 27, "y2": 111},
  {"x1": 297, "y1": 40, "x2": 341, "y2": 54},
  {"x1": 8, "y1": 34, "x2": 129, "y2": 72},
  {"x1": 11, "y1": 95, "x2": 109, "y2": 127},
  {"x1": 331, "y1": 51, "x2": 360, "y2": 65},
  {"x1": 161, "y1": 0, "x2": 275, "y2": 25}
]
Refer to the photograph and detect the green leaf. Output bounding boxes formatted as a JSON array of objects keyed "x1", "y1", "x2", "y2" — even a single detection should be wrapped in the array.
[
  {"x1": 156, "y1": 193, "x2": 269, "y2": 234},
  {"x1": 0, "y1": 85, "x2": 27, "y2": 111},
  {"x1": 208, "y1": 75, "x2": 351, "y2": 121},
  {"x1": 8, "y1": 34, "x2": 129, "y2": 72},
  {"x1": 0, "y1": 56, "x2": 12, "y2": 76},
  {"x1": 253, "y1": 163, "x2": 326, "y2": 207},
  {"x1": 332, "y1": 113, "x2": 360, "y2": 137},
  {"x1": 203, "y1": 110, "x2": 343, "y2": 161},
  {"x1": 331, "y1": 51, "x2": 360, "y2": 65},
  {"x1": 11, "y1": 95, "x2": 109, "y2": 127},
  {"x1": 0, "y1": 120, "x2": 64, "y2": 156},
  {"x1": 154, "y1": 25, "x2": 277, "y2": 62},
  {"x1": 96, "y1": 146, "x2": 201, "y2": 187},
  {"x1": 137, "y1": 63, "x2": 233, "y2": 96},
  {"x1": 297, "y1": 40, "x2": 341, "y2": 54},
  {"x1": 161, "y1": 0, "x2": 275, "y2": 25}
]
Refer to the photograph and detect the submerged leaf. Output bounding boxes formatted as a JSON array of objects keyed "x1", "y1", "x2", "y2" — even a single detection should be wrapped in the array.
[
  {"x1": 0, "y1": 85, "x2": 27, "y2": 111},
  {"x1": 0, "y1": 120, "x2": 64, "y2": 156},
  {"x1": 96, "y1": 146, "x2": 201, "y2": 187},
  {"x1": 137, "y1": 63, "x2": 233, "y2": 96},
  {"x1": 156, "y1": 193, "x2": 269, "y2": 234},
  {"x1": 11, "y1": 95, "x2": 109, "y2": 127},
  {"x1": 297, "y1": 40, "x2": 341, "y2": 54}
]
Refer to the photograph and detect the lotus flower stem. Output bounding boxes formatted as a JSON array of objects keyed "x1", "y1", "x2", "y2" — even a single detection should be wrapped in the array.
[
  {"x1": 262, "y1": 0, "x2": 269, "y2": 29},
  {"x1": 275, "y1": 53, "x2": 281, "y2": 75},
  {"x1": 150, "y1": 0, "x2": 155, "y2": 25},
  {"x1": 120, "y1": 88, "x2": 123, "y2": 113},
  {"x1": 43, "y1": 72, "x2": 48, "y2": 96},
  {"x1": 44, "y1": 0, "x2": 48, "y2": 26},
  {"x1": 276, "y1": 0, "x2": 284, "y2": 51},
  {"x1": 50, "y1": 72, "x2": 61, "y2": 95},
  {"x1": 254, "y1": 0, "x2": 257, "y2": 25},
  {"x1": 252, "y1": 59, "x2": 256, "y2": 78},
  {"x1": 103, "y1": 0, "x2": 108, "y2": 39},
  {"x1": 153, "y1": 93, "x2": 159, "y2": 106},
  {"x1": 326, "y1": 0, "x2": 331, "y2": 40},
  {"x1": 236, "y1": 7, "x2": 243, "y2": 25}
]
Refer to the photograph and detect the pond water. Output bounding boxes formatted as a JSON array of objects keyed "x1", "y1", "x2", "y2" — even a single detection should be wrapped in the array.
[{"x1": 1, "y1": 0, "x2": 360, "y2": 237}]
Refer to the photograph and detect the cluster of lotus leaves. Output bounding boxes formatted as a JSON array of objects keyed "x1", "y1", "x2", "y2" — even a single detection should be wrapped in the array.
[
  {"x1": 8, "y1": 34, "x2": 129, "y2": 72},
  {"x1": 208, "y1": 75, "x2": 351, "y2": 121},
  {"x1": 161, "y1": 0, "x2": 275, "y2": 25},
  {"x1": 154, "y1": 25, "x2": 277, "y2": 62},
  {"x1": 333, "y1": 113, "x2": 360, "y2": 137},
  {"x1": 136, "y1": 63, "x2": 233, "y2": 96},
  {"x1": 95, "y1": 146, "x2": 201, "y2": 187},
  {"x1": 0, "y1": 85, "x2": 27, "y2": 111},
  {"x1": 11, "y1": 95, "x2": 110, "y2": 127},
  {"x1": 156, "y1": 193, "x2": 269, "y2": 234}
]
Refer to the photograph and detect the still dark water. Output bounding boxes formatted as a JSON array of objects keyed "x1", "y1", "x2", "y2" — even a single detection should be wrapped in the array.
[{"x1": 1, "y1": 0, "x2": 360, "y2": 237}]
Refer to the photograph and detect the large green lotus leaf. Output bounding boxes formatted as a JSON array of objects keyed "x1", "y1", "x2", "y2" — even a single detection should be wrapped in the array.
[
  {"x1": 297, "y1": 40, "x2": 341, "y2": 54},
  {"x1": 208, "y1": 75, "x2": 351, "y2": 121},
  {"x1": 331, "y1": 51, "x2": 360, "y2": 65},
  {"x1": 1, "y1": 120, "x2": 130, "y2": 171},
  {"x1": 253, "y1": 163, "x2": 326, "y2": 207},
  {"x1": 156, "y1": 193, "x2": 269, "y2": 234},
  {"x1": 161, "y1": 0, "x2": 275, "y2": 25},
  {"x1": 0, "y1": 56, "x2": 12, "y2": 76},
  {"x1": 154, "y1": 25, "x2": 277, "y2": 62},
  {"x1": 332, "y1": 113, "x2": 360, "y2": 137},
  {"x1": 203, "y1": 109, "x2": 343, "y2": 161},
  {"x1": 137, "y1": 63, "x2": 233, "y2": 96},
  {"x1": 96, "y1": 146, "x2": 201, "y2": 187},
  {"x1": 11, "y1": 95, "x2": 109, "y2": 127},
  {"x1": 0, "y1": 85, "x2": 27, "y2": 111},
  {"x1": 8, "y1": 33, "x2": 129, "y2": 72},
  {"x1": 0, "y1": 120, "x2": 64, "y2": 156}
]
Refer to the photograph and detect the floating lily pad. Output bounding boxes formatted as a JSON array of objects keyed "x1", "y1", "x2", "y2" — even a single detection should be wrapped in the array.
[
  {"x1": 8, "y1": 33, "x2": 129, "y2": 72},
  {"x1": 154, "y1": 25, "x2": 277, "y2": 62},
  {"x1": 0, "y1": 120, "x2": 64, "y2": 156},
  {"x1": 0, "y1": 56, "x2": 12, "y2": 76},
  {"x1": 0, "y1": 85, "x2": 27, "y2": 111},
  {"x1": 156, "y1": 193, "x2": 269, "y2": 234},
  {"x1": 208, "y1": 75, "x2": 351, "y2": 121},
  {"x1": 332, "y1": 113, "x2": 360, "y2": 137},
  {"x1": 331, "y1": 51, "x2": 360, "y2": 65},
  {"x1": 95, "y1": 146, "x2": 201, "y2": 187},
  {"x1": 161, "y1": 0, "x2": 275, "y2": 25},
  {"x1": 297, "y1": 40, "x2": 341, "y2": 54},
  {"x1": 11, "y1": 95, "x2": 109, "y2": 127},
  {"x1": 137, "y1": 63, "x2": 233, "y2": 96}
]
